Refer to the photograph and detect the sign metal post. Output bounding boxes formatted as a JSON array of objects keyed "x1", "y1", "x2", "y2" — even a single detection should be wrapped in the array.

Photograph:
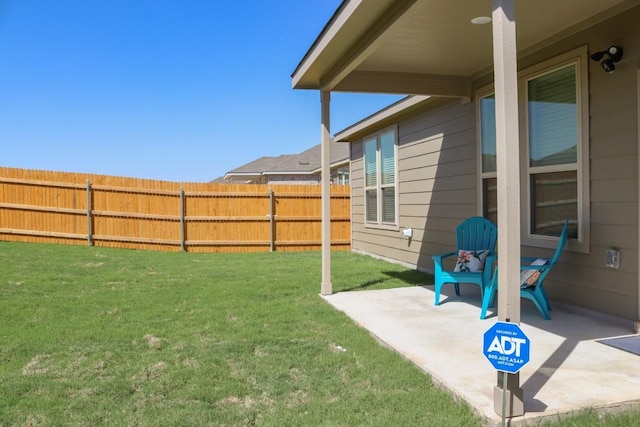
[{"x1": 483, "y1": 320, "x2": 530, "y2": 425}]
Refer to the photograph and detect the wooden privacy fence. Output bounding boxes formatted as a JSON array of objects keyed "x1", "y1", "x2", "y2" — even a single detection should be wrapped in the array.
[{"x1": 0, "y1": 167, "x2": 351, "y2": 253}]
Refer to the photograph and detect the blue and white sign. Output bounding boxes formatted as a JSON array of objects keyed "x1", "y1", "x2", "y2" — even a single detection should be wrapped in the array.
[{"x1": 483, "y1": 321, "x2": 530, "y2": 374}]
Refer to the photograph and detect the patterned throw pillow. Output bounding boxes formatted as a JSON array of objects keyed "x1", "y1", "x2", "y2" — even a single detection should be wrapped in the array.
[
  {"x1": 520, "y1": 259, "x2": 548, "y2": 288},
  {"x1": 453, "y1": 249, "x2": 489, "y2": 273}
]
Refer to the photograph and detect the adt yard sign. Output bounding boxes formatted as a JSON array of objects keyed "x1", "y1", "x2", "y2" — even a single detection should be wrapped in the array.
[{"x1": 483, "y1": 322, "x2": 530, "y2": 373}]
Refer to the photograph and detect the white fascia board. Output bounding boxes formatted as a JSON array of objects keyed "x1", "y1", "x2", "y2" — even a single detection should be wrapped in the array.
[{"x1": 291, "y1": 0, "x2": 363, "y2": 89}]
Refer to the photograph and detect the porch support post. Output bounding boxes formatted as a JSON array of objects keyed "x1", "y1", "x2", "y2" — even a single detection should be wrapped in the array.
[
  {"x1": 492, "y1": 0, "x2": 524, "y2": 417},
  {"x1": 321, "y1": 90, "x2": 332, "y2": 295},
  {"x1": 636, "y1": 69, "x2": 640, "y2": 334}
]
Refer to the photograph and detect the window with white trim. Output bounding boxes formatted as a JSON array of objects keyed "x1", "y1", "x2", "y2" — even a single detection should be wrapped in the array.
[
  {"x1": 526, "y1": 63, "x2": 579, "y2": 238},
  {"x1": 335, "y1": 167, "x2": 350, "y2": 185},
  {"x1": 478, "y1": 49, "x2": 588, "y2": 248},
  {"x1": 364, "y1": 126, "x2": 397, "y2": 226}
]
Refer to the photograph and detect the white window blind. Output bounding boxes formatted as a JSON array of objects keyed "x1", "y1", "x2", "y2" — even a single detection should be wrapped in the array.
[
  {"x1": 380, "y1": 131, "x2": 395, "y2": 185},
  {"x1": 528, "y1": 65, "x2": 577, "y2": 167},
  {"x1": 366, "y1": 190, "x2": 377, "y2": 222},
  {"x1": 480, "y1": 95, "x2": 497, "y2": 174},
  {"x1": 381, "y1": 187, "x2": 395, "y2": 223},
  {"x1": 527, "y1": 63, "x2": 578, "y2": 238},
  {"x1": 364, "y1": 138, "x2": 377, "y2": 187},
  {"x1": 363, "y1": 127, "x2": 397, "y2": 226}
]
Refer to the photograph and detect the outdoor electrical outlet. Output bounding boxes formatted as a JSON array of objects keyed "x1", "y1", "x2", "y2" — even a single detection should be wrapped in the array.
[{"x1": 606, "y1": 249, "x2": 620, "y2": 269}]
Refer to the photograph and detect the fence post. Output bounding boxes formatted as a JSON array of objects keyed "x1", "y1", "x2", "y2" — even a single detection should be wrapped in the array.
[
  {"x1": 269, "y1": 188, "x2": 275, "y2": 252},
  {"x1": 86, "y1": 179, "x2": 93, "y2": 246},
  {"x1": 179, "y1": 187, "x2": 185, "y2": 252}
]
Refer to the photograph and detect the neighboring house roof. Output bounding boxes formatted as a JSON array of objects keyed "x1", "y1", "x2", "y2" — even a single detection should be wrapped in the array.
[
  {"x1": 222, "y1": 140, "x2": 349, "y2": 182},
  {"x1": 223, "y1": 154, "x2": 297, "y2": 181},
  {"x1": 263, "y1": 139, "x2": 349, "y2": 176}
]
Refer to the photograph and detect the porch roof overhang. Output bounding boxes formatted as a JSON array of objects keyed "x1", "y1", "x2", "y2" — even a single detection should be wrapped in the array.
[{"x1": 291, "y1": 0, "x2": 637, "y2": 98}]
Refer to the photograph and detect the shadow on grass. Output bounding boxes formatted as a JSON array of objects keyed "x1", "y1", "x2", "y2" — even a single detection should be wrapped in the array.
[
  {"x1": 335, "y1": 270, "x2": 433, "y2": 293},
  {"x1": 335, "y1": 278, "x2": 389, "y2": 293}
]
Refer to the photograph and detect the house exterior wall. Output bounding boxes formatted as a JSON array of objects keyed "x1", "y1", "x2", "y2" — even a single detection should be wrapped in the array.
[
  {"x1": 351, "y1": 99, "x2": 478, "y2": 269},
  {"x1": 350, "y1": 6, "x2": 640, "y2": 320}
]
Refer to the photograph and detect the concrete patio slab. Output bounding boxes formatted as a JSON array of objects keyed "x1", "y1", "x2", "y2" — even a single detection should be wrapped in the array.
[{"x1": 322, "y1": 284, "x2": 640, "y2": 426}]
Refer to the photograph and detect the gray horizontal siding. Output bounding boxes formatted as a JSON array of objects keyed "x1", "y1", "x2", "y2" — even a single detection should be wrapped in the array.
[{"x1": 351, "y1": 98, "x2": 478, "y2": 271}]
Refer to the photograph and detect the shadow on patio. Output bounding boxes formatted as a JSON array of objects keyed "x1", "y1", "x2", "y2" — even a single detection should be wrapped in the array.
[{"x1": 322, "y1": 283, "x2": 640, "y2": 426}]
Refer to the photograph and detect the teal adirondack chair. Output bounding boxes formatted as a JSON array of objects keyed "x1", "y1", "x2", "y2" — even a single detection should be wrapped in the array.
[
  {"x1": 482, "y1": 219, "x2": 569, "y2": 320},
  {"x1": 432, "y1": 217, "x2": 497, "y2": 316}
]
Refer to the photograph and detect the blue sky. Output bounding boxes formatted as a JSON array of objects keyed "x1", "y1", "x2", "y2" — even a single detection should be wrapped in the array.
[{"x1": 0, "y1": 1, "x2": 402, "y2": 182}]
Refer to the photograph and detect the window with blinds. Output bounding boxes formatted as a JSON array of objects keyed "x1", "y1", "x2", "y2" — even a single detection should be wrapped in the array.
[
  {"x1": 336, "y1": 167, "x2": 350, "y2": 185},
  {"x1": 363, "y1": 126, "x2": 397, "y2": 227},
  {"x1": 528, "y1": 65, "x2": 577, "y2": 167},
  {"x1": 526, "y1": 64, "x2": 578, "y2": 238},
  {"x1": 477, "y1": 53, "x2": 585, "y2": 245}
]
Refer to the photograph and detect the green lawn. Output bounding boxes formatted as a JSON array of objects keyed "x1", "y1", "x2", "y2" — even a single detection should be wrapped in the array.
[{"x1": 0, "y1": 242, "x2": 637, "y2": 426}]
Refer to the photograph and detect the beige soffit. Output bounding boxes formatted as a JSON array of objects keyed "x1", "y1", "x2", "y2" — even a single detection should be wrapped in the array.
[{"x1": 292, "y1": 0, "x2": 638, "y2": 97}]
